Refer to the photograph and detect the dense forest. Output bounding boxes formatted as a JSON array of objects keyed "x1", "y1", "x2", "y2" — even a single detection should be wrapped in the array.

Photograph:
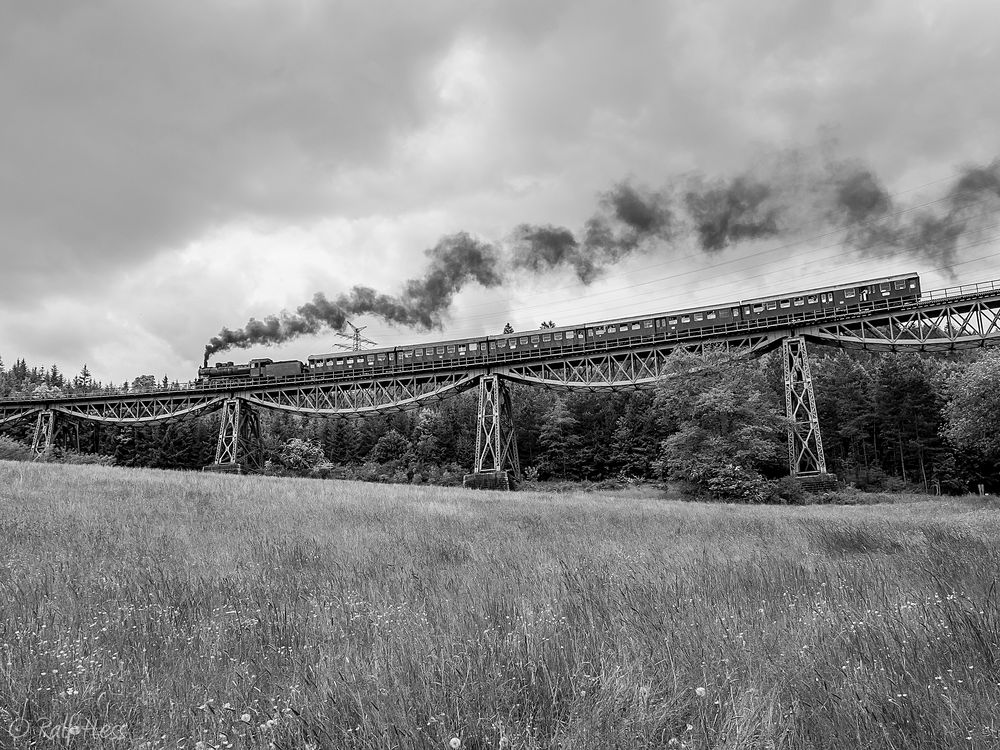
[{"x1": 2, "y1": 346, "x2": 1000, "y2": 499}]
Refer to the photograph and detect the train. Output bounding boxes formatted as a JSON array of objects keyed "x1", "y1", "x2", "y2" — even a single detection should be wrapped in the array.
[{"x1": 198, "y1": 272, "x2": 921, "y2": 384}]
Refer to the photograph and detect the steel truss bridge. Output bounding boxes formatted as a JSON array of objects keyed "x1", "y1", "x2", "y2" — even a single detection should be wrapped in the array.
[{"x1": 4, "y1": 277, "x2": 1000, "y2": 487}]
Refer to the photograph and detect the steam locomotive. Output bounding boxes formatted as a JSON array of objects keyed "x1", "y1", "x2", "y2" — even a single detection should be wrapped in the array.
[{"x1": 198, "y1": 272, "x2": 921, "y2": 384}]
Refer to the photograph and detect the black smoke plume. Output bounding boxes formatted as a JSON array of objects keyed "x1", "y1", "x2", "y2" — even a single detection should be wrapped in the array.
[
  {"x1": 684, "y1": 176, "x2": 780, "y2": 252},
  {"x1": 204, "y1": 232, "x2": 502, "y2": 362},
  {"x1": 512, "y1": 181, "x2": 673, "y2": 283},
  {"x1": 205, "y1": 153, "x2": 1000, "y2": 361},
  {"x1": 832, "y1": 158, "x2": 1000, "y2": 269}
]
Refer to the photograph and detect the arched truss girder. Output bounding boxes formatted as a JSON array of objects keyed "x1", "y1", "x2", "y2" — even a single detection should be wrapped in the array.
[
  {"x1": 496, "y1": 333, "x2": 783, "y2": 391},
  {"x1": 48, "y1": 396, "x2": 227, "y2": 425},
  {"x1": 241, "y1": 372, "x2": 482, "y2": 416},
  {"x1": 0, "y1": 408, "x2": 41, "y2": 429},
  {"x1": 796, "y1": 297, "x2": 1000, "y2": 352}
]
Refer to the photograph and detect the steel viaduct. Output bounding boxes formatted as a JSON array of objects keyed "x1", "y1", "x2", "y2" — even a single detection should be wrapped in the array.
[{"x1": 3, "y1": 277, "x2": 1000, "y2": 489}]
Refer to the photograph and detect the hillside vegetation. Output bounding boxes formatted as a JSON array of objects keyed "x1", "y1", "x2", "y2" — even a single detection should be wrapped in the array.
[{"x1": 1, "y1": 461, "x2": 999, "y2": 748}]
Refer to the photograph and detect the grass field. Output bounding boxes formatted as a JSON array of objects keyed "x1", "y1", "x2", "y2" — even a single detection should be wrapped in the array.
[{"x1": 1, "y1": 461, "x2": 999, "y2": 749}]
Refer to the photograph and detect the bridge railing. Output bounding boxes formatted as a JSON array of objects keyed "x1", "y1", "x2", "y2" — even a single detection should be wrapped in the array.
[{"x1": 919, "y1": 278, "x2": 1000, "y2": 303}]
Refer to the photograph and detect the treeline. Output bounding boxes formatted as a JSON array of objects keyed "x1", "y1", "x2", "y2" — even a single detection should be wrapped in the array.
[{"x1": 2, "y1": 348, "x2": 1000, "y2": 497}]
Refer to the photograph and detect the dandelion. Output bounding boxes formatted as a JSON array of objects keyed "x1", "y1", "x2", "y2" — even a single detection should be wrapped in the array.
[
  {"x1": 695, "y1": 687, "x2": 706, "y2": 697},
  {"x1": 449, "y1": 738, "x2": 462, "y2": 749}
]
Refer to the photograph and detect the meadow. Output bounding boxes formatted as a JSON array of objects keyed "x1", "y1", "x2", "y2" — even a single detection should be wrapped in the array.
[{"x1": 0, "y1": 461, "x2": 998, "y2": 749}]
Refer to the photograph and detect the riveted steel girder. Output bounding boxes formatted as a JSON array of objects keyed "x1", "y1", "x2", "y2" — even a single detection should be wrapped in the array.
[
  {"x1": 0, "y1": 406, "x2": 40, "y2": 429},
  {"x1": 498, "y1": 333, "x2": 782, "y2": 390},
  {"x1": 800, "y1": 296, "x2": 1000, "y2": 351},
  {"x1": 211, "y1": 398, "x2": 264, "y2": 471},
  {"x1": 782, "y1": 337, "x2": 827, "y2": 476},
  {"x1": 242, "y1": 371, "x2": 481, "y2": 415},
  {"x1": 473, "y1": 374, "x2": 520, "y2": 478}
]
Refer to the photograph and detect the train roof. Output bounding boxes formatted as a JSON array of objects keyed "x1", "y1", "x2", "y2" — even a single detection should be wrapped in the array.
[
  {"x1": 739, "y1": 272, "x2": 919, "y2": 306},
  {"x1": 305, "y1": 271, "x2": 920, "y2": 358}
]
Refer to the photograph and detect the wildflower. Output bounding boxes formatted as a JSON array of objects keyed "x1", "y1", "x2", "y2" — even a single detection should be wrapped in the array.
[
  {"x1": 241, "y1": 713, "x2": 251, "y2": 723},
  {"x1": 695, "y1": 687, "x2": 706, "y2": 697},
  {"x1": 450, "y1": 739, "x2": 462, "y2": 749}
]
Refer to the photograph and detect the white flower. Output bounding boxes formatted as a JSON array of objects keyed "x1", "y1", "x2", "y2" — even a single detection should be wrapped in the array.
[
  {"x1": 695, "y1": 686, "x2": 707, "y2": 697},
  {"x1": 240, "y1": 713, "x2": 251, "y2": 723},
  {"x1": 449, "y1": 739, "x2": 462, "y2": 749}
]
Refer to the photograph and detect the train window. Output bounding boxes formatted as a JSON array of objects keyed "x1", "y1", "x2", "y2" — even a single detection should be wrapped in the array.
[
  {"x1": 447, "y1": 346, "x2": 455, "y2": 353},
  {"x1": 542, "y1": 334, "x2": 551, "y2": 342},
  {"x1": 596, "y1": 327, "x2": 606, "y2": 336},
  {"x1": 880, "y1": 283, "x2": 891, "y2": 295},
  {"x1": 553, "y1": 332, "x2": 562, "y2": 340},
  {"x1": 606, "y1": 326, "x2": 616, "y2": 333},
  {"x1": 367, "y1": 355, "x2": 375, "y2": 364},
  {"x1": 707, "y1": 311, "x2": 717, "y2": 320},
  {"x1": 668, "y1": 317, "x2": 678, "y2": 326},
  {"x1": 403, "y1": 351, "x2": 412, "y2": 359},
  {"x1": 793, "y1": 298, "x2": 804, "y2": 307},
  {"x1": 565, "y1": 331, "x2": 574, "y2": 339},
  {"x1": 436, "y1": 347, "x2": 445, "y2": 355},
  {"x1": 631, "y1": 323, "x2": 641, "y2": 330},
  {"x1": 508, "y1": 339, "x2": 516, "y2": 348},
  {"x1": 469, "y1": 342, "x2": 478, "y2": 351},
  {"x1": 587, "y1": 329, "x2": 595, "y2": 338},
  {"x1": 779, "y1": 300, "x2": 790, "y2": 309},
  {"x1": 681, "y1": 315, "x2": 691, "y2": 323},
  {"x1": 909, "y1": 280, "x2": 917, "y2": 288},
  {"x1": 489, "y1": 342, "x2": 498, "y2": 350},
  {"x1": 744, "y1": 306, "x2": 752, "y2": 315},
  {"x1": 377, "y1": 353, "x2": 386, "y2": 361},
  {"x1": 519, "y1": 337, "x2": 529, "y2": 344},
  {"x1": 807, "y1": 296, "x2": 817, "y2": 304},
  {"x1": 844, "y1": 288, "x2": 855, "y2": 298},
  {"x1": 766, "y1": 301, "x2": 777, "y2": 311},
  {"x1": 458, "y1": 346, "x2": 466, "y2": 355},
  {"x1": 731, "y1": 308, "x2": 740, "y2": 317},
  {"x1": 693, "y1": 313, "x2": 703, "y2": 321},
  {"x1": 643, "y1": 320, "x2": 653, "y2": 328},
  {"x1": 718, "y1": 309, "x2": 729, "y2": 318},
  {"x1": 753, "y1": 305, "x2": 764, "y2": 314},
  {"x1": 347, "y1": 358, "x2": 355, "y2": 365},
  {"x1": 415, "y1": 348, "x2": 424, "y2": 356},
  {"x1": 336, "y1": 359, "x2": 344, "y2": 366},
  {"x1": 530, "y1": 335, "x2": 539, "y2": 343}
]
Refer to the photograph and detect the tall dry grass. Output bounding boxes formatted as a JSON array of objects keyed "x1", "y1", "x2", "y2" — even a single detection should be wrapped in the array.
[{"x1": 0, "y1": 460, "x2": 998, "y2": 749}]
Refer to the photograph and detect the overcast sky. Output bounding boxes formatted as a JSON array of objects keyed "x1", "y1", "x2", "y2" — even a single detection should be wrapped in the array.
[{"x1": 2, "y1": 0, "x2": 999, "y2": 384}]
